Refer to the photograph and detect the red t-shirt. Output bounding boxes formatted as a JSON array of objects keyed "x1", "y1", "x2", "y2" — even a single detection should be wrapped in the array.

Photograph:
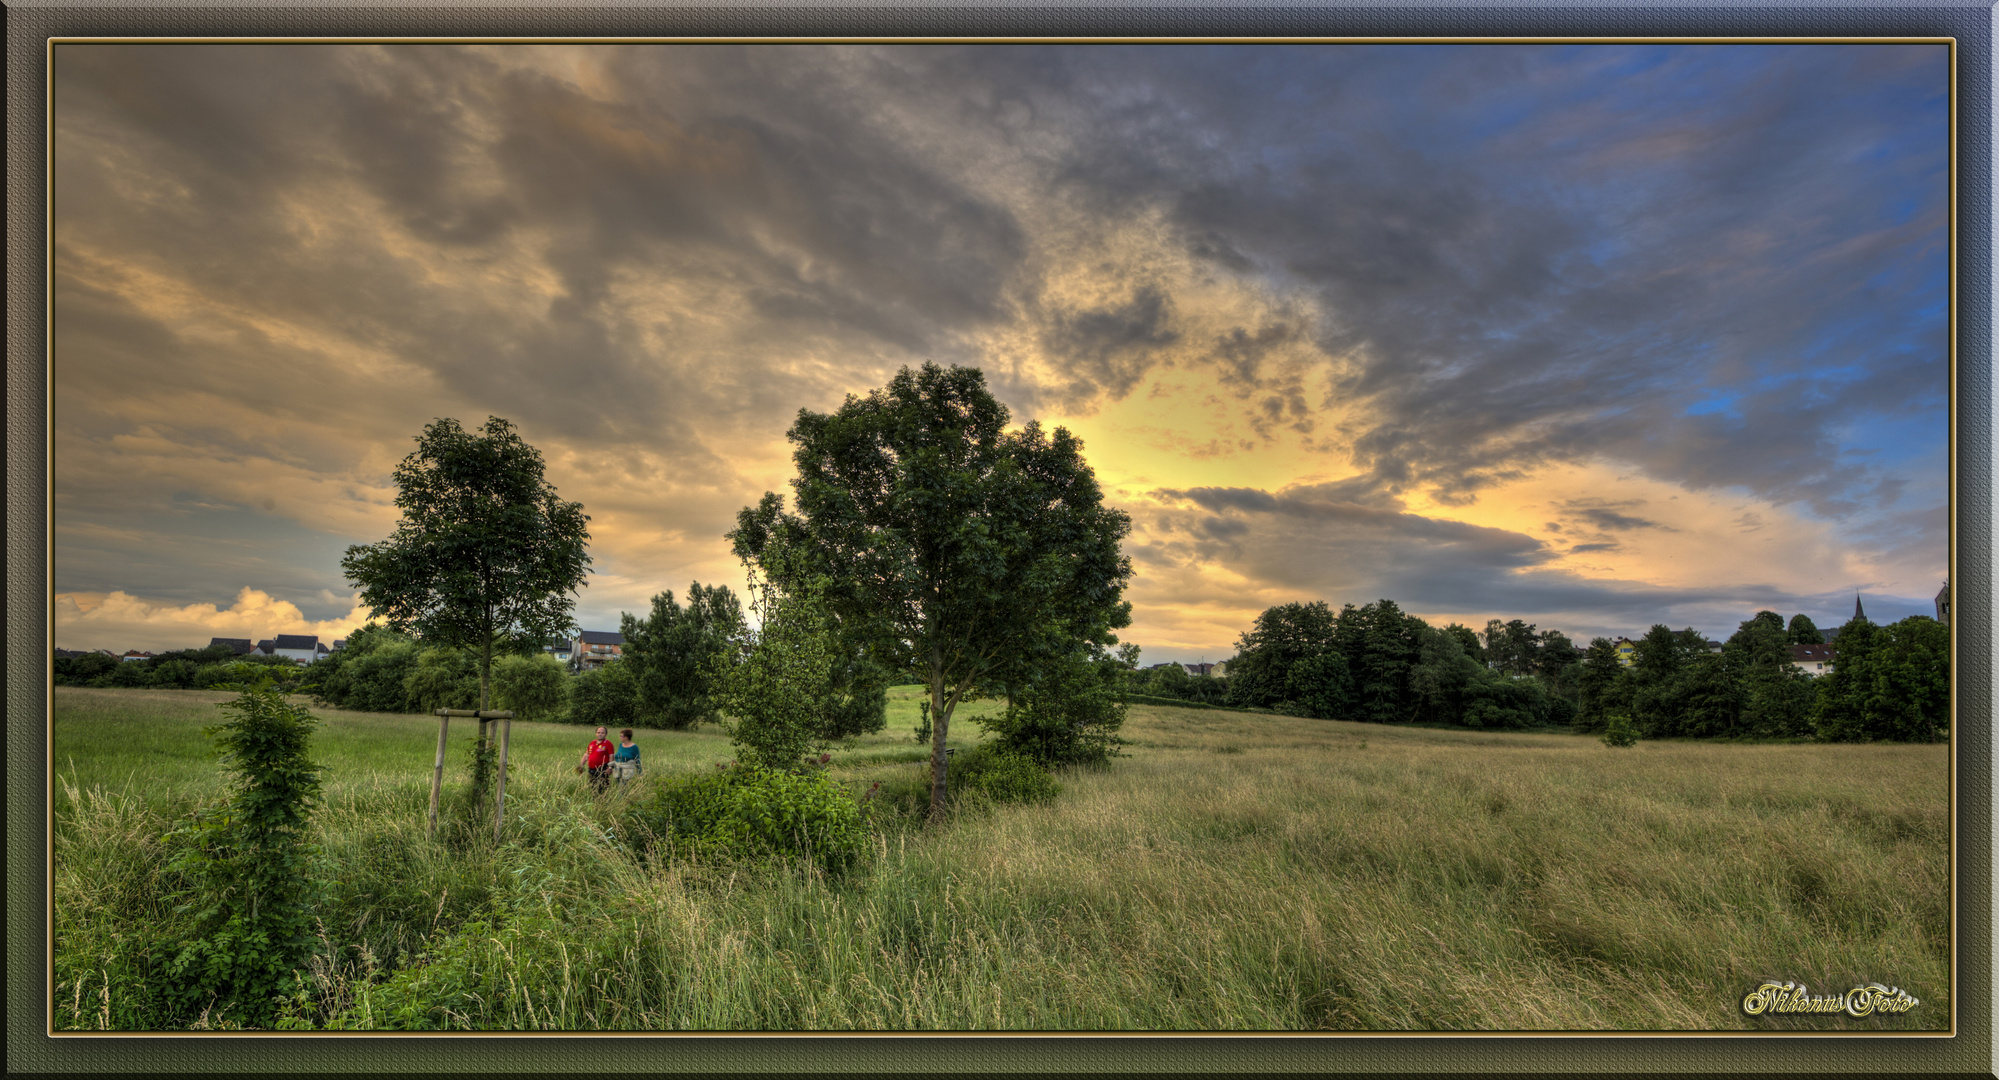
[{"x1": 586, "y1": 739, "x2": 615, "y2": 769}]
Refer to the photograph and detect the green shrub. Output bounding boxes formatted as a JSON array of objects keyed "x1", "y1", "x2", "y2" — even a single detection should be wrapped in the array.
[
  {"x1": 403, "y1": 647, "x2": 481, "y2": 715},
  {"x1": 981, "y1": 646, "x2": 1130, "y2": 768},
  {"x1": 567, "y1": 660, "x2": 638, "y2": 728},
  {"x1": 954, "y1": 745, "x2": 1060, "y2": 804},
  {"x1": 1602, "y1": 712, "x2": 1639, "y2": 748},
  {"x1": 491, "y1": 653, "x2": 569, "y2": 721},
  {"x1": 624, "y1": 764, "x2": 867, "y2": 875}
]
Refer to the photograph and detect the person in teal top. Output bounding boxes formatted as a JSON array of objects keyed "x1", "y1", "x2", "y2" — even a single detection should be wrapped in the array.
[{"x1": 613, "y1": 728, "x2": 642, "y2": 785}]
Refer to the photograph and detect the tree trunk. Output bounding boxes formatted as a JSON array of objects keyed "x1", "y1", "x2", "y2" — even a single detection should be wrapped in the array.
[
  {"x1": 928, "y1": 649, "x2": 950, "y2": 823},
  {"x1": 480, "y1": 631, "x2": 493, "y2": 713}
]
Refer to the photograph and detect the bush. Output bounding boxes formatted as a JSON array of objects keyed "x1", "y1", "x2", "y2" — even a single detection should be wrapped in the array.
[
  {"x1": 490, "y1": 653, "x2": 569, "y2": 721},
  {"x1": 567, "y1": 660, "x2": 638, "y2": 728},
  {"x1": 403, "y1": 647, "x2": 481, "y2": 714},
  {"x1": 309, "y1": 624, "x2": 420, "y2": 712},
  {"x1": 1602, "y1": 713, "x2": 1639, "y2": 748},
  {"x1": 624, "y1": 764, "x2": 867, "y2": 875},
  {"x1": 981, "y1": 646, "x2": 1130, "y2": 768},
  {"x1": 954, "y1": 745, "x2": 1060, "y2": 804}
]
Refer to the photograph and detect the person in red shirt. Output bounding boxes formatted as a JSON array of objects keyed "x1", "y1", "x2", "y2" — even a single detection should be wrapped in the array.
[{"x1": 581, "y1": 726, "x2": 615, "y2": 794}]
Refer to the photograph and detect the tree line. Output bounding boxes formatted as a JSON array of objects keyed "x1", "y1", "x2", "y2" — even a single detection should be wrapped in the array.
[{"x1": 1140, "y1": 598, "x2": 1946, "y2": 743}]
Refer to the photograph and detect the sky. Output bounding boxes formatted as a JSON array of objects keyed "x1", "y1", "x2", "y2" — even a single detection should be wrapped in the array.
[{"x1": 48, "y1": 41, "x2": 1952, "y2": 662}]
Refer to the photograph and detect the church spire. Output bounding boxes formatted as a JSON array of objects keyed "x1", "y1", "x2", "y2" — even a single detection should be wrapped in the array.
[{"x1": 1854, "y1": 592, "x2": 1867, "y2": 622}]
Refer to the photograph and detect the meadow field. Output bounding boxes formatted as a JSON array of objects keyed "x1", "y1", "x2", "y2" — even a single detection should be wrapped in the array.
[{"x1": 50, "y1": 685, "x2": 1949, "y2": 1031}]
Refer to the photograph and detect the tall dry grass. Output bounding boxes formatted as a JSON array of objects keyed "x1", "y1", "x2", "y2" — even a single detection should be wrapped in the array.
[{"x1": 51, "y1": 689, "x2": 1948, "y2": 1030}]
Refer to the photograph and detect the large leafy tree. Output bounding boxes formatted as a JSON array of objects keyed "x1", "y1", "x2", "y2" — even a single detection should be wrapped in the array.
[
  {"x1": 1356, "y1": 599, "x2": 1421, "y2": 724},
  {"x1": 341, "y1": 417, "x2": 592, "y2": 715},
  {"x1": 1814, "y1": 615, "x2": 1949, "y2": 742},
  {"x1": 729, "y1": 363, "x2": 1133, "y2": 820},
  {"x1": 1224, "y1": 600, "x2": 1340, "y2": 711}
]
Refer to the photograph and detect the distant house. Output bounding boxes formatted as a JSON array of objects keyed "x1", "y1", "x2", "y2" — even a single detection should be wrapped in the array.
[
  {"x1": 1936, "y1": 580, "x2": 1950, "y2": 625},
  {"x1": 542, "y1": 639, "x2": 575, "y2": 665},
  {"x1": 272, "y1": 634, "x2": 327, "y2": 664},
  {"x1": 120, "y1": 650, "x2": 154, "y2": 662},
  {"x1": 1182, "y1": 662, "x2": 1219, "y2": 677},
  {"x1": 1789, "y1": 643, "x2": 1836, "y2": 677},
  {"x1": 209, "y1": 637, "x2": 255, "y2": 656},
  {"x1": 571, "y1": 630, "x2": 624, "y2": 672},
  {"x1": 1209, "y1": 660, "x2": 1229, "y2": 678},
  {"x1": 253, "y1": 638, "x2": 278, "y2": 657},
  {"x1": 1612, "y1": 637, "x2": 1638, "y2": 667}
]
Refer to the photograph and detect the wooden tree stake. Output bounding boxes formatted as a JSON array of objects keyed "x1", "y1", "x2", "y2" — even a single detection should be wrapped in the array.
[
  {"x1": 492, "y1": 714, "x2": 514, "y2": 842},
  {"x1": 427, "y1": 711, "x2": 450, "y2": 839}
]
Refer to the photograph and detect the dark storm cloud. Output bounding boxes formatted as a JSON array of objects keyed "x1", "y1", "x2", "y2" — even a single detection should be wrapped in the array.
[
  {"x1": 1039, "y1": 285, "x2": 1179, "y2": 407},
  {"x1": 968, "y1": 42, "x2": 1945, "y2": 521},
  {"x1": 1138, "y1": 485, "x2": 1918, "y2": 642},
  {"x1": 1562, "y1": 503, "x2": 1677, "y2": 533}
]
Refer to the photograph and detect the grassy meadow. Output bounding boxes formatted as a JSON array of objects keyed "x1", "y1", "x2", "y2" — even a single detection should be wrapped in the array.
[{"x1": 51, "y1": 685, "x2": 1949, "y2": 1031}]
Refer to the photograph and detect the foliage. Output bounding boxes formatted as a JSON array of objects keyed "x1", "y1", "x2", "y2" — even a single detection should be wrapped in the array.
[
  {"x1": 309, "y1": 625, "x2": 421, "y2": 712},
  {"x1": 729, "y1": 362, "x2": 1133, "y2": 820},
  {"x1": 1443, "y1": 623, "x2": 1484, "y2": 665},
  {"x1": 567, "y1": 660, "x2": 638, "y2": 729},
  {"x1": 1601, "y1": 712, "x2": 1639, "y2": 747},
  {"x1": 1573, "y1": 638, "x2": 1625, "y2": 732},
  {"x1": 619, "y1": 584, "x2": 747, "y2": 730},
  {"x1": 341, "y1": 415, "x2": 592, "y2": 717},
  {"x1": 1481, "y1": 618, "x2": 1542, "y2": 677},
  {"x1": 1224, "y1": 601, "x2": 1338, "y2": 711},
  {"x1": 1813, "y1": 616, "x2": 1949, "y2": 743},
  {"x1": 953, "y1": 744, "x2": 1062, "y2": 804},
  {"x1": 980, "y1": 643, "x2": 1134, "y2": 768},
  {"x1": 624, "y1": 763, "x2": 869, "y2": 875},
  {"x1": 1787, "y1": 614, "x2": 1825, "y2": 645},
  {"x1": 490, "y1": 653, "x2": 570, "y2": 722},
  {"x1": 161, "y1": 670, "x2": 328, "y2": 1027},
  {"x1": 53, "y1": 651, "x2": 121, "y2": 685},
  {"x1": 1135, "y1": 662, "x2": 1231, "y2": 706},
  {"x1": 712, "y1": 568, "x2": 840, "y2": 772},
  {"x1": 401, "y1": 647, "x2": 481, "y2": 715}
]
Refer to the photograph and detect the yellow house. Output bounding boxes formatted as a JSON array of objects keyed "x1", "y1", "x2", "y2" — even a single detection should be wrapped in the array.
[{"x1": 1613, "y1": 637, "x2": 1638, "y2": 667}]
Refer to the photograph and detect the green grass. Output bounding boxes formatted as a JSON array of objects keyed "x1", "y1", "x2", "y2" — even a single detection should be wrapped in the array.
[{"x1": 50, "y1": 686, "x2": 1948, "y2": 1031}]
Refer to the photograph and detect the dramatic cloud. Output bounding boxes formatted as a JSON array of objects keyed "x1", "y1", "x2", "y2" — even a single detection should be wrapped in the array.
[{"x1": 49, "y1": 42, "x2": 1950, "y2": 660}]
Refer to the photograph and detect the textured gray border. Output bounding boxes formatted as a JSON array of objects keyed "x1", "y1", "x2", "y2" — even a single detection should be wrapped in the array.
[{"x1": 9, "y1": 5, "x2": 1991, "y2": 1075}]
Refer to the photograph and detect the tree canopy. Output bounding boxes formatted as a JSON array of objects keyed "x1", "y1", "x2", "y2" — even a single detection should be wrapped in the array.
[
  {"x1": 728, "y1": 362, "x2": 1133, "y2": 820},
  {"x1": 620, "y1": 583, "x2": 746, "y2": 729},
  {"x1": 341, "y1": 416, "x2": 591, "y2": 712}
]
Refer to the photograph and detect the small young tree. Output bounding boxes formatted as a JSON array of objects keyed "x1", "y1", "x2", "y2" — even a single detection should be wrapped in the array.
[
  {"x1": 712, "y1": 566, "x2": 838, "y2": 771},
  {"x1": 1601, "y1": 712, "x2": 1639, "y2": 748},
  {"x1": 164, "y1": 667, "x2": 327, "y2": 1026},
  {"x1": 341, "y1": 416, "x2": 590, "y2": 714},
  {"x1": 342, "y1": 416, "x2": 590, "y2": 814}
]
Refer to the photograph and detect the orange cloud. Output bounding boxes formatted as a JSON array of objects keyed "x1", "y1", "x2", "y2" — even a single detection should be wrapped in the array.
[{"x1": 52, "y1": 587, "x2": 374, "y2": 654}]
